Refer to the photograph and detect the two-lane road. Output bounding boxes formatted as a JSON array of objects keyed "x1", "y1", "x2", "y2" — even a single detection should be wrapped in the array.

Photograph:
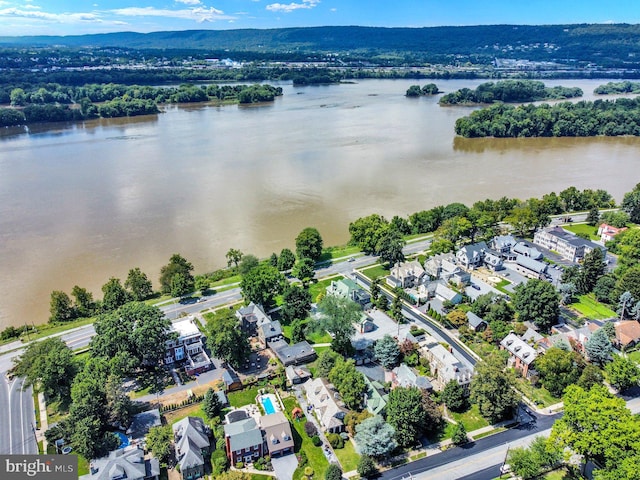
[{"x1": 0, "y1": 375, "x2": 37, "y2": 455}]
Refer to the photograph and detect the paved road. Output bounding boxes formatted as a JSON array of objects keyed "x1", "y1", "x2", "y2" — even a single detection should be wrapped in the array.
[{"x1": 0, "y1": 375, "x2": 37, "y2": 455}]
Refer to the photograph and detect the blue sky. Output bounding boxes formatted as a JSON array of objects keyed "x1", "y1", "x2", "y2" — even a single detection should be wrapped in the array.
[{"x1": 1, "y1": 0, "x2": 639, "y2": 37}]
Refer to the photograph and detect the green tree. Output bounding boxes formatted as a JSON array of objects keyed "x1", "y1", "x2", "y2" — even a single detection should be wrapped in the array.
[
  {"x1": 203, "y1": 388, "x2": 222, "y2": 419},
  {"x1": 621, "y1": 182, "x2": 640, "y2": 223},
  {"x1": 101, "y1": 277, "x2": 130, "y2": 312},
  {"x1": 205, "y1": 310, "x2": 250, "y2": 369},
  {"x1": 49, "y1": 290, "x2": 74, "y2": 323},
  {"x1": 577, "y1": 247, "x2": 606, "y2": 294},
  {"x1": 71, "y1": 285, "x2": 95, "y2": 317},
  {"x1": 170, "y1": 272, "x2": 192, "y2": 297},
  {"x1": 446, "y1": 309, "x2": 467, "y2": 328},
  {"x1": 290, "y1": 319, "x2": 306, "y2": 343},
  {"x1": 349, "y1": 214, "x2": 389, "y2": 254},
  {"x1": 375, "y1": 228, "x2": 406, "y2": 266},
  {"x1": 586, "y1": 207, "x2": 600, "y2": 226},
  {"x1": 535, "y1": 347, "x2": 583, "y2": 397},
  {"x1": 369, "y1": 277, "x2": 381, "y2": 306},
  {"x1": 441, "y1": 379, "x2": 468, "y2": 413},
  {"x1": 146, "y1": 425, "x2": 173, "y2": 463},
  {"x1": 513, "y1": 279, "x2": 560, "y2": 331},
  {"x1": 239, "y1": 254, "x2": 259, "y2": 275},
  {"x1": 277, "y1": 248, "x2": 296, "y2": 271},
  {"x1": 281, "y1": 285, "x2": 312, "y2": 323},
  {"x1": 577, "y1": 364, "x2": 604, "y2": 390},
  {"x1": 374, "y1": 335, "x2": 400, "y2": 369},
  {"x1": 507, "y1": 436, "x2": 561, "y2": 480},
  {"x1": 429, "y1": 238, "x2": 455, "y2": 254},
  {"x1": 386, "y1": 387, "x2": 440, "y2": 447},
  {"x1": 12, "y1": 337, "x2": 77, "y2": 401},
  {"x1": 318, "y1": 295, "x2": 359, "y2": 356},
  {"x1": 269, "y1": 252, "x2": 278, "y2": 267},
  {"x1": 585, "y1": 328, "x2": 612, "y2": 366},
  {"x1": 390, "y1": 293, "x2": 403, "y2": 322},
  {"x1": 470, "y1": 355, "x2": 518, "y2": 423},
  {"x1": 354, "y1": 415, "x2": 397, "y2": 458},
  {"x1": 225, "y1": 248, "x2": 243, "y2": 268},
  {"x1": 240, "y1": 264, "x2": 286, "y2": 308},
  {"x1": 329, "y1": 357, "x2": 366, "y2": 410},
  {"x1": 292, "y1": 257, "x2": 315, "y2": 285},
  {"x1": 159, "y1": 253, "x2": 194, "y2": 294},
  {"x1": 451, "y1": 423, "x2": 468, "y2": 445},
  {"x1": 195, "y1": 276, "x2": 209, "y2": 295},
  {"x1": 594, "y1": 275, "x2": 616, "y2": 303},
  {"x1": 124, "y1": 267, "x2": 154, "y2": 301},
  {"x1": 316, "y1": 349, "x2": 341, "y2": 378},
  {"x1": 295, "y1": 227, "x2": 324, "y2": 262},
  {"x1": 105, "y1": 373, "x2": 133, "y2": 427},
  {"x1": 605, "y1": 355, "x2": 640, "y2": 391},
  {"x1": 325, "y1": 464, "x2": 342, "y2": 480},
  {"x1": 357, "y1": 456, "x2": 378, "y2": 479}
]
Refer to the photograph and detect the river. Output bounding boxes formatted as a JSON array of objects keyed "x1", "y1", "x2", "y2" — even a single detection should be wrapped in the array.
[{"x1": 1, "y1": 78, "x2": 639, "y2": 328}]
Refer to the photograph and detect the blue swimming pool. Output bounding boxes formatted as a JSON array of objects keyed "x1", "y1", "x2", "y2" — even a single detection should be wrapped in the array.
[
  {"x1": 114, "y1": 431, "x2": 129, "y2": 449},
  {"x1": 261, "y1": 396, "x2": 276, "y2": 415}
]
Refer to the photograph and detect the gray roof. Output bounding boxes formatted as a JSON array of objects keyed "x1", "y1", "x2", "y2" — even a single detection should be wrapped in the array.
[
  {"x1": 466, "y1": 312, "x2": 487, "y2": 329},
  {"x1": 493, "y1": 235, "x2": 516, "y2": 250},
  {"x1": 173, "y1": 417, "x2": 210, "y2": 471},
  {"x1": 80, "y1": 446, "x2": 159, "y2": 480},
  {"x1": 516, "y1": 255, "x2": 547, "y2": 274},
  {"x1": 260, "y1": 411, "x2": 294, "y2": 455},
  {"x1": 513, "y1": 242, "x2": 543, "y2": 260},
  {"x1": 545, "y1": 227, "x2": 602, "y2": 250},
  {"x1": 259, "y1": 320, "x2": 283, "y2": 339},
  {"x1": 392, "y1": 363, "x2": 433, "y2": 390},
  {"x1": 271, "y1": 339, "x2": 317, "y2": 366},
  {"x1": 224, "y1": 417, "x2": 263, "y2": 452},
  {"x1": 126, "y1": 409, "x2": 161, "y2": 440},
  {"x1": 500, "y1": 333, "x2": 537, "y2": 365}
]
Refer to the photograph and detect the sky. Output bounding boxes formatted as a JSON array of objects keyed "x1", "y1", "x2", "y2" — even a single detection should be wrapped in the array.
[{"x1": 1, "y1": 0, "x2": 640, "y2": 37}]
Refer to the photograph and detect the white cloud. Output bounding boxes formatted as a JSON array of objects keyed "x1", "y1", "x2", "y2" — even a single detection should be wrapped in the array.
[
  {"x1": 175, "y1": 0, "x2": 202, "y2": 5},
  {"x1": 0, "y1": 7, "x2": 102, "y2": 23},
  {"x1": 330, "y1": 7, "x2": 336, "y2": 11},
  {"x1": 111, "y1": 6, "x2": 231, "y2": 23},
  {"x1": 266, "y1": 0, "x2": 319, "y2": 13}
]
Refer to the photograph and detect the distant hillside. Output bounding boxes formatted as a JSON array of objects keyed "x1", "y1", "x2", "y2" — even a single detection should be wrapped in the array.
[{"x1": 2, "y1": 24, "x2": 640, "y2": 66}]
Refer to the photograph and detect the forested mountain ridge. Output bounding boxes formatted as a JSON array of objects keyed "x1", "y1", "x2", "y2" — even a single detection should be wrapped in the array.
[{"x1": 2, "y1": 24, "x2": 640, "y2": 66}]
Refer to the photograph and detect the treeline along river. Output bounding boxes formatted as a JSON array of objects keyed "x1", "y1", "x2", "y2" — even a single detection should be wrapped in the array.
[{"x1": 1, "y1": 78, "x2": 639, "y2": 327}]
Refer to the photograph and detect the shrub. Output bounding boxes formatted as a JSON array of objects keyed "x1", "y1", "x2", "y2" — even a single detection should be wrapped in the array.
[
  {"x1": 304, "y1": 466, "x2": 314, "y2": 476},
  {"x1": 325, "y1": 464, "x2": 343, "y2": 480},
  {"x1": 311, "y1": 435, "x2": 322, "y2": 447},
  {"x1": 298, "y1": 450, "x2": 308, "y2": 467},
  {"x1": 235, "y1": 462, "x2": 244, "y2": 469},
  {"x1": 357, "y1": 456, "x2": 378, "y2": 479},
  {"x1": 211, "y1": 450, "x2": 229, "y2": 475},
  {"x1": 304, "y1": 421, "x2": 318, "y2": 437},
  {"x1": 326, "y1": 433, "x2": 344, "y2": 449}
]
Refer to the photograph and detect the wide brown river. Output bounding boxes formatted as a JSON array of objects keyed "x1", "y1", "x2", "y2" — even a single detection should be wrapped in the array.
[{"x1": 1, "y1": 78, "x2": 639, "y2": 328}]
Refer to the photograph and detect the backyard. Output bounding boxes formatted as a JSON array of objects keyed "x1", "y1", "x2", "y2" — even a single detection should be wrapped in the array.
[
  {"x1": 333, "y1": 438, "x2": 360, "y2": 472},
  {"x1": 561, "y1": 223, "x2": 600, "y2": 241},
  {"x1": 569, "y1": 294, "x2": 616, "y2": 320}
]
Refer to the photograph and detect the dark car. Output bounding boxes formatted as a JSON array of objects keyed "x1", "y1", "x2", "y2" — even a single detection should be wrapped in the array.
[{"x1": 471, "y1": 284, "x2": 481, "y2": 290}]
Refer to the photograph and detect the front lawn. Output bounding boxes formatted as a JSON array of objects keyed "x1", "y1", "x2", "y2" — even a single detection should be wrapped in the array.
[
  {"x1": 309, "y1": 277, "x2": 336, "y2": 302},
  {"x1": 227, "y1": 386, "x2": 261, "y2": 409},
  {"x1": 569, "y1": 294, "x2": 616, "y2": 320},
  {"x1": 514, "y1": 377, "x2": 559, "y2": 408},
  {"x1": 449, "y1": 404, "x2": 490, "y2": 432},
  {"x1": 360, "y1": 264, "x2": 390, "y2": 281},
  {"x1": 333, "y1": 438, "x2": 360, "y2": 472},
  {"x1": 627, "y1": 349, "x2": 640, "y2": 364},
  {"x1": 282, "y1": 397, "x2": 329, "y2": 480},
  {"x1": 561, "y1": 223, "x2": 599, "y2": 241},
  {"x1": 494, "y1": 279, "x2": 511, "y2": 294}
]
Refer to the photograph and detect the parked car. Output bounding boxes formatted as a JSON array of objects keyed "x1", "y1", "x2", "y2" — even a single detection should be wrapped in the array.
[{"x1": 471, "y1": 284, "x2": 481, "y2": 290}]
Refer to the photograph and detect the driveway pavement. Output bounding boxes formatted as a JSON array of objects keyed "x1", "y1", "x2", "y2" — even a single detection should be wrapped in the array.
[{"x1": 271, "y1": 454, "x2": 299, "y2": 480}]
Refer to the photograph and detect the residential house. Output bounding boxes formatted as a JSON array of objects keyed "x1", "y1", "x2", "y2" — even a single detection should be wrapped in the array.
[
  {"x1": 363, "y1": 376, "x2": 388, "y2": 416},
  {"x1": 236, "y1": 302, "x2": 271, "y2": 335},
  {"x1": 425, "y1": 253, "x2": 472, "y2": 285},
  {"x1": 433, "y1": 282, "x2": 463, "y2": 305},
  {"x1": 500, "y1": 333, "x2": 537, "y2": 378},
  {"x1": 543, "y1": 323, "x2": 598, "y2": 356},
  {"x1": 269, "y1": 339, "x2": 317, "y2": 366},
  {"x1": 304, "y1": 378, "x2": 348, "y2": 433},
  {"x1": 387, "y1": 261, "x2": 426, "y2": 288},
  {"x1": 224, "y1": 416, "x2": 264, "y2": 465},
  {"x1": 598, "y1": 223, "x2": 627, "y2": 243},
  {"x1": 257, "y1": 320, "x2": 284, "y2": 347},
  {"x1": 513, "y1": 254, "x2": 548, "y2": 280},
  {"x1": 614, "y1": 320, "x2": 640, "y2": 350},
  {"x1": 390, "y1": 363, "x2": 433, "y2": 391},
  {"x1": 533, "y1": 227, "x2": 606, "y2": 263},
  {"x1": 81, "y1": 446, "x2": 159, "y2": 480},
  {"x1": 483, "y1": 251, "x2": 504, "y2": 271},
  {"x1": 126, "y1": 409, "x2": 161, "y2": 441},
  {"x1": 419, "y1": 335, "x2": 473, "y2": 390},
  {"x1": 173, "y1": 417, "x2": 211, "y2": 480},
  {"x1": 491, "y1": 235, "x2": 517, "y2": 254},
  {"x1": 285, "y1": 365, "x2": 312, "y2": 385},
  {"x1": 326, "y1": 278, "x2": 371, "y2": 308},
  {"x1": 456, "y1": 242, "x2": 489, "y2": 269},
  {"x1": 512, "y1": 242, "x2": 543, "y2": 260},
  {"x1": 521, "y1": 327, "x2": 544, "y2": 346},
  {"x1": 164, "y1": 317, "x2": 212, "y2": 375},
  {"x1": 466, "y1": 312, "x2": 487, "y2": 332},
  {"x1": 260, "y1": 412, "x2": 294, "y2": 458}
]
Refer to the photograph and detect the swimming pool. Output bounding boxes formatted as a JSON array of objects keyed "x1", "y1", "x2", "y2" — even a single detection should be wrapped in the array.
[
  {"x1": 114, "y1": 431, "x2": 129, "y2": 449},
  {"x1": 261, "y1": 396, "x2": 276, "y2": 415}
]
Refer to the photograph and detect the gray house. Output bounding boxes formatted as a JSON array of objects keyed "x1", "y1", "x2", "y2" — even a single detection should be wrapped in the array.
[
  {"x1": 80, "y1": 446, "x2": 159, "y2": 480},
  {"x1": 466, "y1": 312, "x2": 487, "y2": 332},
  {"x1": 456, "y1": 242, "x2": 489, "y2": 269},
  {"x1": 173, "y1": 417, "x2": 211, "y2": 480}
]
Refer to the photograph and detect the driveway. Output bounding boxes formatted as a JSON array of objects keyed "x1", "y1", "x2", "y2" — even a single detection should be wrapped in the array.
[{"x1": 271, "y1": 454, "x2": 299, "y2": 480}]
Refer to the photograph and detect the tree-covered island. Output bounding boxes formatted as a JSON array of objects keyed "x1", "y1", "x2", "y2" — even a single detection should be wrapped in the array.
[
  {"x1": 594, "y1": 81, "x2": 640, "y2": 95},
  {"x1": 439, "y1": 80, "x2": 582, "y2": 105}
]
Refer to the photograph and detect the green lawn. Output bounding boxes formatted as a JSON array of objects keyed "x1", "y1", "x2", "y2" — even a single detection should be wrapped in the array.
[
  {"x1": 570, "y1": 294, "x2": 616, "y2": 320},
  {"x1": 163, "y1": 403, "x2": 208, "y2": 427},
  {"x1": 77, "y1": 454, "x2": 90, "y2": 476},
  {"x1": 309, "y1": 277, "x2": 336, "y2": 302},
  {"x1": 473, "y1": 427, "x2": 506, "y2": 440},
  {"x1": 628, "y1": 350, "x2": 640, "y2": 364},
  {"x1": 561, "y1": 223, "x2": 600, "y2": 240},
  {"x1": 360, "y1": 264, "x2": 390, "y2": 281},
  {"x1": 449, "y1": 404, "x2": 490, "y2": 432},
  {"x1": 494, "y1": 280, "x2": 511, "y2": 294},
  {"x1": 228, "y1": 386, "x2": 261, "y2": 409},
  {"x1": 282, "y1": 397, "x2": 329, "y2": 480},
  {"x1": 4, "y1": 317, "x2": 97, "y2": 345},
  {"x1": 514, "y1": 377, "x2": 559, "y2": 408},
  {"x1": 318, "y1": 245, "x2": 362, "y2": 263},
  {"x1": 333, "y1": 438, "x2": 361, "y2": 472}
]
